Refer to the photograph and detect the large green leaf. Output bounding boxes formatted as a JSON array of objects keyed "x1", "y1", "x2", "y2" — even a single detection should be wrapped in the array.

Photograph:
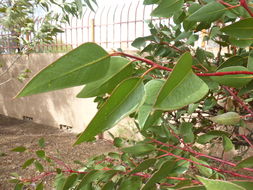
[
  {"x1": 118, "y1": 176, "x2": 142, "y2": 190},
  {"x1": 223, "y1": 135, "x2": 234, "y2": 152},
  {"x1": 77, "y1": 57, "x2": 134, "y2": 98},
  {"x1": 62, "y1": 174, "x2": 78, "y2": 190},
  {"x1": 210, "y1": 112, "x2": 241, "y2": 125},
  {"x1": 190, "y1": 156, "x2": 213, "y2": 177},
  {"x1": 236, "y1": 156, "x2": 253, "y2": 169},
  {"x1": 151, "y1": 0, "x2": 184, "y2": 18},
  {"x1": 141, "y1": 160, "x2": 175, "y2": 190},
  {"x1": 221, "y1": 18, "x2": 253, "y2": 39},
  {"x1": 130, "y1": 158, "x2": 157, "y2": 174},
  {"x1": 179, "y1": 122, "x2": 194, "y2": 143},
  {"x1": 211, "y1": 66, "x2": 252, "y2": 88},
  {"x1": 154, "y1": 52, "x2": 209, "y2": 111},
  {"x1": 229, "y1": 37, "x2": 253, "y2": 48},
  {"x1": 75, "y1": 78, "x2": 145, "y2": 144},
  {"x1": 17, "y1": 43, "x2": 110, "y2": 97},
  {"x1": 197, "y1": 130, "x2": 230, "y2": 144},
  {"x1": 248, "y1": 51, "x2": 253, "y2": 71},
  {"x1": 122, "y1": 144, "x2": 155, "y2": 156},
  {"x1": 187, "y1": 2, "x2": 226, "y2": 22},
  {"x1": 138, "y1": 79, "x2": 164, "y2": 129},
  {"x1": 218, "y1": 56, "x2": 245, "y2": 70},
  {"x1": 197, "y1": 176, "x2": 245, "y2": 190},
  {"x1": 144, "y1": 0, "x2": 159, "y2": 5},
  {"x1": 232, "y1": 181, "x2": 253, "y2": 190}
]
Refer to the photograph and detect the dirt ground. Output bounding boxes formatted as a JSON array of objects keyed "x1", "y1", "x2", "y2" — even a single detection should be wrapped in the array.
[{"x1": 0, "y1": 115, "x2": 115, "y2": 190}]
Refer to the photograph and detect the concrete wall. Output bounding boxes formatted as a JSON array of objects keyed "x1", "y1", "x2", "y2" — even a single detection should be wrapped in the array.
[{"x1": 0, "y1": 53, "x2": 98, "y2": 133}]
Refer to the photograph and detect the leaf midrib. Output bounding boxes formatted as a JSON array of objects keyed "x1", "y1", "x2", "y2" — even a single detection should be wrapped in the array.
[{"x1": 21, "y1": 54, "x2": 110, "y2": 95}]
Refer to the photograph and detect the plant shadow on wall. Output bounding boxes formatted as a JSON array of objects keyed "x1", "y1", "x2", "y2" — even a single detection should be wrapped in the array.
[{"x1": 10, "y1": 0, "x2": 253, "y2": 189}]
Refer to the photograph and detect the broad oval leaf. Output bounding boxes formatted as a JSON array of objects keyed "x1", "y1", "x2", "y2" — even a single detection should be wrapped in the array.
[
  {"x1": 62, "y1": 174, "x2": 78, "y2": 190},
  {"x1": 223, "y1": 135, "x2": 234, "y2": 152},
  {"x1": 138, "y1": 79, "x2": 164, "y2": 129},
  {"x1": 141, "y1": 160, "x2": 175, "y2": 190},
  {"x1": 118, "y1": 176, "x2": 142, "y2": 190},
  {"x1": 130, "y1": 158, "x2": 157, "y2": 174},
  {"x1": 179, "y1": 122, "x2": 194, "y2": 143},
  {"x1": 12, "y1": 146, "x2": 26, "y2": 152},
  {"x1": 210, "y1": 112, "x2": 241, "y2": 125},
  {"x1": 122, "y1": 144, "x2": 155, "y2": 156},
  {"x1": 187, "y1": 2, "x2": 226, "y2": 22},
  {"x1": 151, "y1": 0, "x2": 184, "y2": 18},
  {"x1": 232, "y1": 181, "x2": 253, "y2": 190},
  {"x1": 154, "y1": 52, "x2": 209, "y2": 111},
  {"x1": 22, "y1": 158, "x2": 35, "y2": 169},
  {"x1": 77, "y1": 57, "x2": 134, "y2": 98},
  {"x1": 74, "y1": 77, "x2": 145, "y2": 144},
  {"x1": 144, "y1": 0, "x2": 159, "y2": 5},
  {"x1": 211, "y1": 66, "x2": 252, "y2": 88},
  {"x1": 17, "y1": 43, "x2": 110, "y2": 97},
  {"x1": 190, "y1": 156, "x2": 213, "y2": 177},
  {"x1": 248, "y1": 50, "x2": 253, "y2": 72},
  {"x1": 197, "y1": 176, "x2": 245, "y2": 190},
  {"x1": 236, "y1": 156, "x2": 253, "y2": 169},
  {"x1": 218, "y1": 56, "x2": 245, "y2": 70},
  {"x1": 221, "y1": 18, "x2": 253, "y2": 39},
  {"x1": 197, "y1": 130, "x2": 230, "y2": 144}
]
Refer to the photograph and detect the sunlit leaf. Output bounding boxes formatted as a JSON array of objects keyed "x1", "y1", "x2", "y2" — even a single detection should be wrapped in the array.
[
  {"x1": 17, "y1": 43, "x2": 110, "y2": 97},
  {"x1": 154, "y1": 52, "x2": 209, "y2": 111},
  {"x1": 75, "y1": 77, "x2": 145, "y2": 144},
  {"x1": 197, "y1": 176, "x2": 245, "y2": 190},
  {"x1": 151, "y1": 0, "x2": 184, "y2": 17},
  {"x1": 187, "y1": 2, "x2": 226, "y2": 22},
  {"x1": 210, "y1": 112, "x2": 241, "y2": 125},
  {"x1": 236, "y1": 156, "x2": 253, "y2": 169},
  {"x1": 221, "y1": 18, "x2": 253, "y2": 39}
]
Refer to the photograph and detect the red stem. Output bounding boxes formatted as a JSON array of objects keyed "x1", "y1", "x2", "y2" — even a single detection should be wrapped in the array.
[
  {"x1": 157, "y1": 149, "x2": 253, "y2": 180},
  {"x1": 111, "y1": 52, "x2": 172, "y2": 72},
  {"x1": 160, "y1": 42, "x2": 185, "y2": 53},
  {"x1": 223, "y1": 86, "x2": 253, "y2": 117},
  {"x1": 111, "y1": 52, "x2": 253, "y2": 77},
  {"x1": 150, "y1": 138, "x2": 253, "y2": 172},
  {"x1": 239, "y1": 134, "x2": 253, "y2": 148},
  {"x1": 240, "y1": 0, "x2": 253, "y2": 17},
  {"x1": 217, "y1": 0, "x2": 235, "y2": 7}
]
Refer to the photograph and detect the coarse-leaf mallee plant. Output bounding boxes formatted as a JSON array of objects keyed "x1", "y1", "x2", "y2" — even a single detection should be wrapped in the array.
[{"x1": 11, "y1": 0, "x2": 253, "y2": 189}]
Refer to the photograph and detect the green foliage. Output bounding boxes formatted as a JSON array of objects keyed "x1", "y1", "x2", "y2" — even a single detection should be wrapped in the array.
[{"x1": 12, "y1": 0, "x2": 253, "y2": 189}]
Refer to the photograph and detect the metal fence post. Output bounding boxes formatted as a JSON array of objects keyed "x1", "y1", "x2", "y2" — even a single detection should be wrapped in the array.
[{"x1": 91, "y1": 18, "x2": 95, "y2": 43}]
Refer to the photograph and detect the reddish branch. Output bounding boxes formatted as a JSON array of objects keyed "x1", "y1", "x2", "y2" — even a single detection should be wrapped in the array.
[
  {"x1": 111, "y1": 52, "x2": 173, "y2": 72},
  {"x1": 160, "y1": 42, "x2": 185, "y2": 53},
  {"x1": 240, "y1": 0, "x2": 253, "y2": 17},
  {"x1": 157, "y1": 148, "x2": 253, "y2": 180},
  {"x1": 150, "y1": 138, "x2": 253, "y2": 172},
  {"x1": 239, "y1": 134, "x2": 253, "y2": 148},
  {"x1": 111, "y1": 52, "x2": 253, "y2": 77},
  {"x1": 217, "y1": 0, "x2": 235, "y2": 7},
  {"x1": 223, "y1": 86, "x2": 253, "y2": 117}
]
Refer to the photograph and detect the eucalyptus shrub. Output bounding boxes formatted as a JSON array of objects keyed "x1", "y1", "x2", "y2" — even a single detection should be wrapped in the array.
[{"x1": 11, "y1": 0, "x2": 253, "y2": 189}]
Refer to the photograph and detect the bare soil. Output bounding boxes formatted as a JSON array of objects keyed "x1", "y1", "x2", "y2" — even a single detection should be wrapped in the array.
[{"x1": 0, "y1": 115, "x2": 115, "y2": 190}]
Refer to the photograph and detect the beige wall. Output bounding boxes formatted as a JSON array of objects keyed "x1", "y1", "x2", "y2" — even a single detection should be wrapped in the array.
[{"x1": 0, "y1": 53, "x2": 98, "y2": 133}]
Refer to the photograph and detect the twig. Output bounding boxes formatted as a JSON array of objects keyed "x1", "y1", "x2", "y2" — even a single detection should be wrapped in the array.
[
  {"x1": 150, "y1": 138, "x2": 253, "y2": 172},
  {"x1": 157, "y1": 148, "x2": 253, "y2": 180},
  {"x1": 223, "y1": 86, "x2": 253, "y2": 117},
  {"x1": 238, "y1": 135, "x2": 253, "y2": 148},
  {"x1": 240, "y1": 0, "x2": 253, "y2": 17},
  {"x1": 111, "y1": 52, "x2": 253, "y2": 77}
]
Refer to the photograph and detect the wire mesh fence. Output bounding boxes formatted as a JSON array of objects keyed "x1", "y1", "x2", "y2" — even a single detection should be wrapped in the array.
[{"x1": 0, "y1": 1, "x2": 170, "y2": 54}]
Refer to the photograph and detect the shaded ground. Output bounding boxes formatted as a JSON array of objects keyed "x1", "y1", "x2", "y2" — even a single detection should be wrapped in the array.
[{"x1": 0, "y1": 115, "x2": 115, "y2": 190}]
